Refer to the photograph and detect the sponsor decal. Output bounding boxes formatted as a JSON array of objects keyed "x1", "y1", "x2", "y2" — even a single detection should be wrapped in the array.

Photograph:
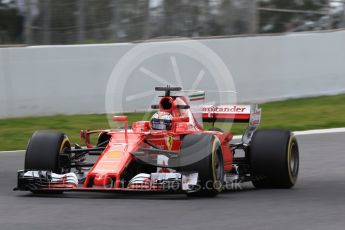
[
  {"x1": 105, "y1": 151, "x2": 124, "y2": 158},
  {"x1": 202, "y1": 105, "x2": 251, "y2": 114},
  {"x1": 249, "y1": 108, "x2": 261, "y2": 126}
]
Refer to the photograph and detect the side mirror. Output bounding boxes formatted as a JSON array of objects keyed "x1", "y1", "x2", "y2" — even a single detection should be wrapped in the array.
[
  {"x1": 172, "y1": 117, "x2": 189, "y2": 122},
  {"x1": 113, "y1": 116, "x2": 128, "y2": 122},
  {"x1": 151, "y1": 105, "x2": 160, "y2": 109},
  {"x1": 80, "y1": 130, "x2": 86, "y2": 140},
  {"x1": 113, "y1": 116, "x2": 129, "y2": 137}
]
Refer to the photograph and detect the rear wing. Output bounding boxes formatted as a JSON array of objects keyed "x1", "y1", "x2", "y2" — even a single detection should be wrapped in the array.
[
  {"x1": 202, "y1": 104, "x2": 262, "y2": 144},
  {"x1": 202, "y1": 104, "x2": 260, "y2": 123}
]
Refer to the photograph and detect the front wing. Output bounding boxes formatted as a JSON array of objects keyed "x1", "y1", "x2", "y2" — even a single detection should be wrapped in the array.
[{"x1": 14, "y1": 170, "x2": 199, "y2": 194}]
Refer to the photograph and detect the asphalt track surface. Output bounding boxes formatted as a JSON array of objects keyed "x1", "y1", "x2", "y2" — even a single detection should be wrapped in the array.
[{"x1": 1, "y1": 132, "x2": 345, "y2": 230}]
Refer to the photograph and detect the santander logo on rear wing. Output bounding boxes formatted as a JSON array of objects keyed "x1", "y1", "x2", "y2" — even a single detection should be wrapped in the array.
[
  {"x1": 202, "y1": 104, "x2": 262, "y2": 144},
  {"x1": 202, "y1": 104, "x2": 259, "y2": 123}
]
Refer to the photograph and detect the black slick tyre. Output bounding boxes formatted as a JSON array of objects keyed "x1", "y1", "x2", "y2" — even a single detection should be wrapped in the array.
[
  {"x1": 180, "y1": 134, "x2": 224, "y2": 197},
  {"x1": 25, "y1": 131, "x2": 71, "y2": 194},
  {"x1": 250, "y1": 129, "x2": 299, "y2": 188}
]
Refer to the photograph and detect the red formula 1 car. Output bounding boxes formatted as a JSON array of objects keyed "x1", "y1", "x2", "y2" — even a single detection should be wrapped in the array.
[{"x1": 15, "y1": 86, "x2": 299, "y2": 196}]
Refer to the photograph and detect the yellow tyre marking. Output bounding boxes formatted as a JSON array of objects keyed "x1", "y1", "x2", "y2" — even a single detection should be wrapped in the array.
[
  {"x1": 287, "y1": 135, "x2": 297, "y2": 184},
  {"x1": 59, "y1": 136, "x2": 70, "y2": 154},
  {"x1": 211, "y1": 137, "x2": 222, "y2": 192}
]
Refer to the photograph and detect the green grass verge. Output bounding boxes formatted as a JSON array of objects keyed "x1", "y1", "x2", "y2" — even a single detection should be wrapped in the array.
[{"x1": 1, "y1": 94, "x2": 345, "y2": 151}]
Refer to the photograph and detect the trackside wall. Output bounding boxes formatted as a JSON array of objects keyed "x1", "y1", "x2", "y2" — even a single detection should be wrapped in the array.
[{"x1": 0, "y1": 30, "x2": 345, "y2": 118}]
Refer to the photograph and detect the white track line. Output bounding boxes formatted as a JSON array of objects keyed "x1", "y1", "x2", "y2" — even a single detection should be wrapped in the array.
[
  {"x1": 0, "y1": 150, "x2": 25, "y2": 154},
  {"x1": 233, "y1": 127, "x2": 345, "y2": 140},
  {"x1": 293, "y1": 127, "x2": 345, "y2": 136},
  {"x1": 1, "y1": 127, "x2": 345, "y2": 153}
]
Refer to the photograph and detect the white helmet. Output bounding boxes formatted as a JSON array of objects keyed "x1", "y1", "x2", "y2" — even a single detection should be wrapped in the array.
[{"x1": 150, "y1": 112, "x2": 173, "y2": 130}]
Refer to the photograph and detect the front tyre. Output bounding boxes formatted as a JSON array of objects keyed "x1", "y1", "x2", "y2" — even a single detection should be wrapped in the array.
[
  {"x1": 180, "y1": 134, "x2": 224, "y2": 197},
  {"x1": 25, "y1": 131, "x2": 71, "y2": 173},
  {"x1": 250, "y1": 129, "x2": 299, "y2": 188},
  {"x1": 25, "y1": 131, "x2": 71, "y2": 194}
]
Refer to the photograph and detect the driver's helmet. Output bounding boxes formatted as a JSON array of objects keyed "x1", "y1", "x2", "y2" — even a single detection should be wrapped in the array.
[{"x1": 150, "y1": 111, "x2": 173, "y2": 130}]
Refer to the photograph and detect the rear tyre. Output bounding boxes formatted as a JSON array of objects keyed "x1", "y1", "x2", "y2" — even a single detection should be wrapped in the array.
[
  {"x1": 25, "y1": 131, "x2": 71, "y2": 194},
  {"x1": 250, "y1": 129, "x2": 299, "y2": 188},
  {"x1": 180, "y1": 134, "x2": 224, "y2": 197}
]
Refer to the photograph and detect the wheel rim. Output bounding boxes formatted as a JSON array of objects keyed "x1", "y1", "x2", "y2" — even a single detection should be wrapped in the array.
[
  {"x1": 214, "y1": 149, "x2": 224, "y2": 181},
  {"x1": 59, "y1": 137, "x2": 71, "y2": 174},
  {"x1": 212, "y1": 146, "x2": 224, "y2": 193},
  {"x1": 289, "y1": 141, "x2": 299, "y2": 178}
]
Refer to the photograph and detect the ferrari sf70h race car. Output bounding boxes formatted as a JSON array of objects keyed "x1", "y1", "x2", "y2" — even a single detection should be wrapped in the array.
[{"x1": 14, "y1": 86, "x2": 299, "y2": 197}]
